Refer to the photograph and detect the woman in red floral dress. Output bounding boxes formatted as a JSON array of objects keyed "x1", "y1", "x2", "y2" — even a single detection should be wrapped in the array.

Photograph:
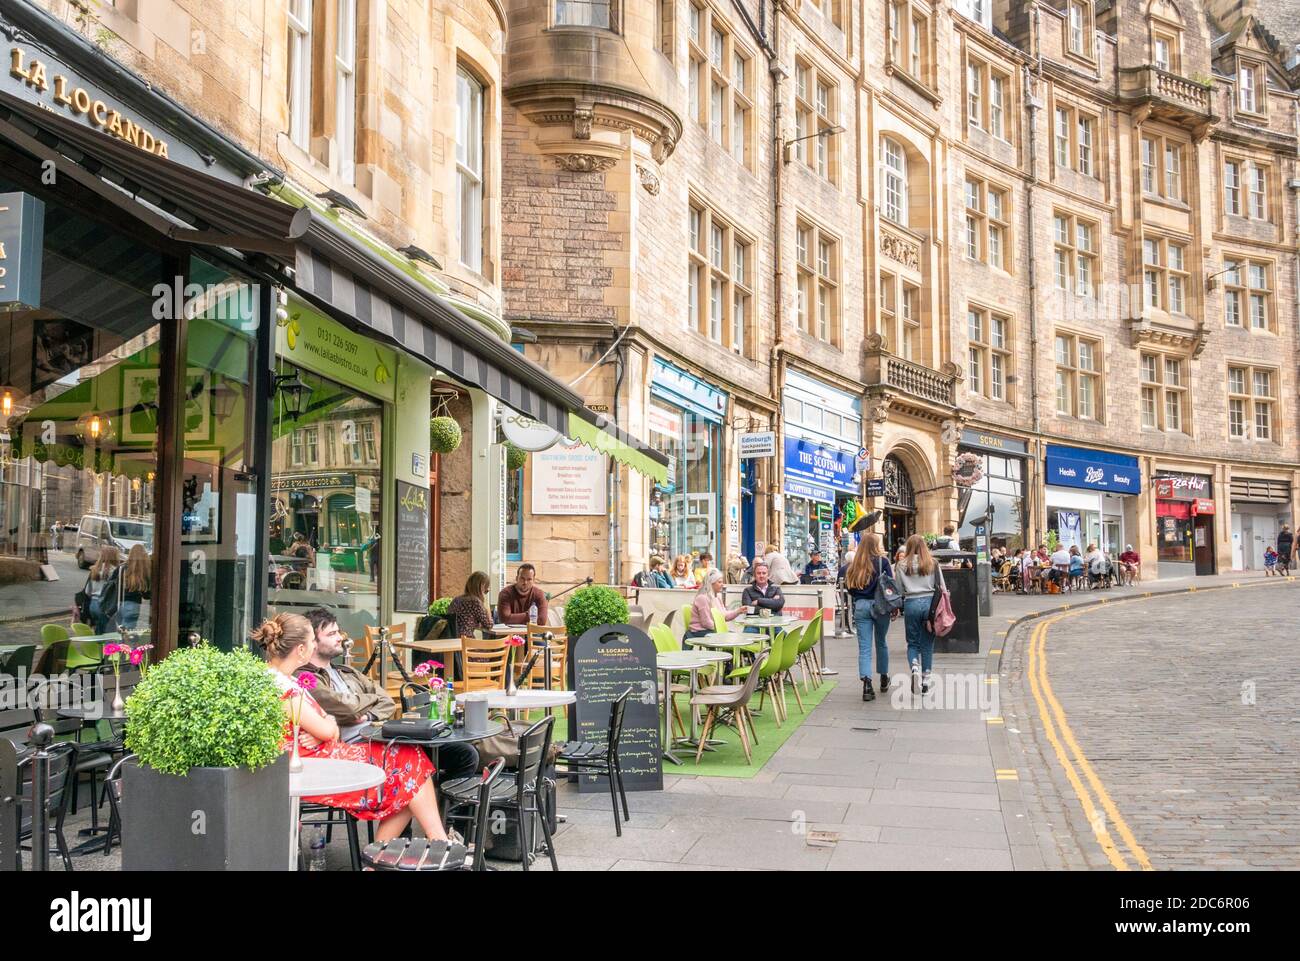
[{"x1": 252, "y1": 613, "x2": 450, "y2": 843}]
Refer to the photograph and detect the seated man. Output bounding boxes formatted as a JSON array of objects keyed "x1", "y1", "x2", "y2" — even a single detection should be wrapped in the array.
[
  {"x1": 801, "y1": 549, "x2": 829, "y2": 583},
  {"x1": 497, "y1": 563, "x2": 548, "y2": 626},
  {"x1": 1118, "y1": 545, "x2": 1141, "y2": 585},
  {"x1": 1048, "y1": 544, "x2": 1072, "y2": 589},
  {"x1": 741, "y1": 562, "x2": 785, "y2": 615},
  {"x1": 295, "y1": 608, "x2": 478, "y2": 784}
]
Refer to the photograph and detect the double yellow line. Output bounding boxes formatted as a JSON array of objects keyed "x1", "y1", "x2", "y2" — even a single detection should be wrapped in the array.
[{"x1": 1025, "y1": 610, "x2": 1153, "y2": 871}]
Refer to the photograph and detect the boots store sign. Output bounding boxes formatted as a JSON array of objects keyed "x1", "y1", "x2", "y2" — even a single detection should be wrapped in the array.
[{"x1": 7, "y1": 47, "x2": 172, "y2": 158}]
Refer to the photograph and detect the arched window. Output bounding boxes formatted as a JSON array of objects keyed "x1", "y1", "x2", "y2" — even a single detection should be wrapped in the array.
[{"x1": 881, "y1": 137, "x2": 907, "y2": 225}]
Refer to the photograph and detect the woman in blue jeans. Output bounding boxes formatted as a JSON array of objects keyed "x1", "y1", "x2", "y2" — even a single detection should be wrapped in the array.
[
  {"x1": 896, "y1": 534, "x2": 945, "y2": 695},
  {"x1": 842, "y1": 533, "x2": 893, "y2": 702}
]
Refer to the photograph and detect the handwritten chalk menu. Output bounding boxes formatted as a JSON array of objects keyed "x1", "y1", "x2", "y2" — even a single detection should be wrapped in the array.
[
  {"x1": 394, "y1": 481, "x2": 429, "y2": 613},
  {"x1": 570, "y1": 624, "x2": 662, "y2": 792}
]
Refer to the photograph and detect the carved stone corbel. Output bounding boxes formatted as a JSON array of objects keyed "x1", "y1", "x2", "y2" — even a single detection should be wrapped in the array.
[
  {"x1": 552, "y1": 153, "x2": 618, "y2": 173},
  {"x1": 573, "y1": 105, "x2": 594, "y2": 140},
  {"x1": 636, "y1": 164, "x2": 661, "y2": 195}
]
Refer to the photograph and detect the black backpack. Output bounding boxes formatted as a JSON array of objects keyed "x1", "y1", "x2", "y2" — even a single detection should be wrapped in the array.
[{"x1": 871, "y1": 560, "x2": 904, "y2": 617}]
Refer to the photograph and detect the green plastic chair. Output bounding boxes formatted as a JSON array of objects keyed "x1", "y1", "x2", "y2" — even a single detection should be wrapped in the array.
[
  {"x1": 71, "y1": 622, "x2": 96, "y2": 637},
  {"x1": 775, "y1": 624, "x2": 806, "y2": 716},
  {"x1": 67, "y1": 639, "x2": 104, "y2": 670},
  {"x1": 679, "y1": 603, "x2": 694, "y2": 642},
  {"x1": 712, "y1": 609, "x2": 728, "y2": 634},
  {"x1": 795, "y1": 612, "x2": 823, "y2": 691},
  {"x1": 41, "y1": 623, "x2": 70, "y2": 645},
  {"x1": 729, "y1": 629, "x2": 788, "y2": 725},
  {"x1": 650, "y1": 624, "x2": 679, "y2": 653}
]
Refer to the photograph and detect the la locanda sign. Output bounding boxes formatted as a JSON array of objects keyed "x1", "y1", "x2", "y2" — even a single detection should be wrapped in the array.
[{"x1": 10, "y1": 47, "x2": 170, "y2": 158}]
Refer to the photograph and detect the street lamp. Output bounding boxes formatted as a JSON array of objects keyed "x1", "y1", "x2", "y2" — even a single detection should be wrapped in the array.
[
  {"x1": 782, "y1": 125, "x2": 846, "y2": 165},
  {"x1": 273, "y1": 370, "x2": 312, "y2": 420}
]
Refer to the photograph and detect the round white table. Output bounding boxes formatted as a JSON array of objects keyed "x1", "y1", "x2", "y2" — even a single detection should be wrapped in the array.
[
  {"x1": 455, "y1": 689, "x2": 576, "y2": 710},
  {"x1": 736, "y1": 615, "x2": 801, "y2": 631},
  {"x1": 690, "y1": 632, "x2": 764, "y2": 650},
  {"x1": 656, "y1": 651, "x2": 729, "y2": 765},
  {"x1": 288, "y1": 757, "x2": 385, "y2": 870}
]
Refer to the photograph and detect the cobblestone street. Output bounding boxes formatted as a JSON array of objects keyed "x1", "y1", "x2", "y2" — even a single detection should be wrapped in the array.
[{"x1": 1002, "y1": 579, "x2": 1300, "y2": 870}]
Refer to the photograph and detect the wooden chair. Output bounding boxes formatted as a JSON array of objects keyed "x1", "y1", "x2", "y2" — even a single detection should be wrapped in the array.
[
  {"x1": 460, "y1": 635, "x2": 509, "y2": 692},
  {"x1": 362, "y1": 623, "x2": 409, "y2": 697},
  {"x1": 524, "y1": 624, "x2": 568, "y2": 689}
]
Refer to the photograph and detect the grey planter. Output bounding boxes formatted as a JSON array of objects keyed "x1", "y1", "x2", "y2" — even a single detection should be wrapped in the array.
[{"x1": 121, "y1": 753, "x2": 291, "y2": 871}]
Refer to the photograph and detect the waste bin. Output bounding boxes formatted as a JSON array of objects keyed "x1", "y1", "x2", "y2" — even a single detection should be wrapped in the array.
[{"x1": 930, "y1": 549, "x2": 980, "y2": 654}]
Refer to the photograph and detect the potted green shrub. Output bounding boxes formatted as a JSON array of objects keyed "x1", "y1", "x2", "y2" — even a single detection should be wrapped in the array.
[
  {"x1": 563, "y1": 584, "x2": 629, "y2": 639},
  {"x1": 418, "y1": 596, "x2": 454, "y2": 640},
  {"x1": 122, "y1": 645, "x2": 290, "y2": 870},
  {"x1": 429, "y1": 415, "x2": 462, "y2": 454}
]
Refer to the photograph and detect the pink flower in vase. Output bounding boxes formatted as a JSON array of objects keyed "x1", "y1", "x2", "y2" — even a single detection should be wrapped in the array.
[
  {"x1": 413, "y1": 660, "x2": 443, "y2": 677},
  {"x1": 427, "y1": 676, "x2": 446, "y2": 691},
  {"x1": 505, "y1": 635, "x2": 526, "y2": 648},
  {"x1": 102, "y1": 643, "x2": 122, "y2": 657},
  {"x1": 129, "y1": 648, "x2": 145, "y2": 666},
  {"x1": 295, "y1": 672, "x2": 319, "y2": 691}
]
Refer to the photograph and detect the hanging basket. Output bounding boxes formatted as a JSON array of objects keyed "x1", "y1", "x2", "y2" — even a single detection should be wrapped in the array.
[
  {"x1": 429, "y1": 416, "x2": 463, "y2": 454},
  {"x1": 504, "y1": 441, "x2": 528, "y2": 472}
]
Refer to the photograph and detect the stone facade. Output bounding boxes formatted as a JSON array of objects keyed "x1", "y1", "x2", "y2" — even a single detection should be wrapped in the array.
[{"x1": 502, "y1": 0, "x2": 1300, "y2": 584}]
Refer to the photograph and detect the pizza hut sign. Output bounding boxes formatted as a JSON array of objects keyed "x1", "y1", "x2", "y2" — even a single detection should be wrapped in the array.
[{"x1": 1155, "y1": 473, "x2": 1211, "y2": 501}]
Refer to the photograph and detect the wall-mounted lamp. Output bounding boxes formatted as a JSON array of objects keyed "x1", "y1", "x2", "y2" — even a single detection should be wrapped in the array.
[
  {"x1": 273, "y1": 370, "x2": 312, "y2": 420},
  {"x1": 782, "y1": 125, "x2": 846, "y2": 165},
  {"x1": 1203, "y1": 263, "x2": 1238, "y2": 291},
  {"x1": 211, "y1": 376, "x2": 241, "y2": 421}
]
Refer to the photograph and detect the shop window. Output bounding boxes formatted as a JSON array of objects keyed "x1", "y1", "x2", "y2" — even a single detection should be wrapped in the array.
[
  {"x1": 1053, "y1": 103, "x2": 1098, "y2": 177},
  {"x1": 796, "y1": 217, "x2": 840, "y2": 347},
  {"x1": 555, "y1": 0, "x2": 615, "y2": 28},
  {"x1": 1140, "y1": 133, "x2": 1186, "y2": 202},
  {"x1": 1227, "y1": 365, "x2": 1276, "y2": 442},
  {"x1": 688, "y1": 198, "x2": 753, "y2": 356},
  {"x1": 647, "y1": 395, "x2": 721, "y2": 562},
  {"x1": 1052, "y1": 211, "x2": 1098, "y2": 298},
  {"x1": 286, "y1": 0, "x2": 313, "y2": 149},
  {"x1": 1139, "y1": 353, "x2": 1187, "y2": 434},
  {"x1": 794, "y1": 58, "x2": 838, "y2": 182},
  {"x1": 456, "y1": 66, "x2": 486, "y2": 274},
  {"x1": 506, "y1": 465, "x2": 523, "y2": 561},
  {"x1": 967, "y1": 307, "x2": 1012, "y2": 402},
  {"x1": 967, "y1": 55, "x2": 1011, "y2": 142},
  {"x1": 1142, "y1": 235, "x2": 1189, "y2": 315},
  {"x1": 957, "y1": 452, "x2": 1025, "y2": 554},
  {"x1": 964, "y1": 176, "x2": 1010, "y2": 271},
  {"x1": 1053, "y1": 332, "x2": 1102, "y2": 421},
  {"x1": 1222, "y1": 258, "x2": 1273, "y2": 333}
]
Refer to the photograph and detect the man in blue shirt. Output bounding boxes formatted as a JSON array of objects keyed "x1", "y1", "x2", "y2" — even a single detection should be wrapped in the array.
[{"x1": 801, "y1": 549, "x2": 830, "y2": 583}]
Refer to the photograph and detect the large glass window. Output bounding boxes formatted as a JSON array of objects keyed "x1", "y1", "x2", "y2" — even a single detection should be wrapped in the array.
[
  {"x1": 268, "y1": 366, "x2": 382, "y2": 639},
  {"x1": 957, "y1": 452, "x2": 1026, "y2": 554},
  {"x1": 647, "y1": 399, "x2": 719, "y2": 563},
  {"x1": 0, "y1": 191, "x2": 166, "y2": 656}
]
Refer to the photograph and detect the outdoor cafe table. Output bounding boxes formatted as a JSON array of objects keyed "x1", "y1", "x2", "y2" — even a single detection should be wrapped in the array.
[
  {"x1": 735, "y1": 614, "x2": 802, "y2": 634},
  {"x1": 288, "y1": 757, "x2": 385, "y2": 871},
  {"x1": 454, "y1": 689, "x2": 576, "y2": 713},
  {"x1": 359, "y1": 717, "x2": 505, "y2": 769},
  {"x1": 656, "y1": 650, "x2": 729, "y2": 765}
]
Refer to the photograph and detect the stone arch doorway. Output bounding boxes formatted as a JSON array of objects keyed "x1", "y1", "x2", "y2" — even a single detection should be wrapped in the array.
[{"x1": 882, "y1": 454, "x2": 916, "y2": 555}]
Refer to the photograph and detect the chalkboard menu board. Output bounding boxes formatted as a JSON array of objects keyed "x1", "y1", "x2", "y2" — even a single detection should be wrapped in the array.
[
  {"x1": 569, "y1": 624, "x2": 662, "y2": 793},
  {"x1": 394, "y1": 481, "x2": 430, "y2": 613}
]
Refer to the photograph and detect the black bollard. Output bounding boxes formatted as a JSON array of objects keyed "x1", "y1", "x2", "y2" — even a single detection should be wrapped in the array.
[{"x1": 27, "y1": 722, "x2": 55, "y2": 872}]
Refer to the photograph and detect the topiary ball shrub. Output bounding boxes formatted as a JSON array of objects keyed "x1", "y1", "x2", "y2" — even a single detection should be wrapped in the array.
[
  {"x1": 504, "y1": 441, "x2": 528, "y2": 472},
  {"x1": 428, "y1": 596, "x2": 453, "y2": 618},
  {"x1": 563, "y1": 585, "x2": 629, "y2": 640},
  {"x1": 125, "y1": 646, "x2": 285, "y2": 776},
  {"x1": 429, "y1": 416, "x2": 463, "y2": 454}
]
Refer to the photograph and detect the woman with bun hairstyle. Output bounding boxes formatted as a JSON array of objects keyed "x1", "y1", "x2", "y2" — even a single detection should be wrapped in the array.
[{"x1": 252, "y1": 613, "x2": 452, "y2": 843}]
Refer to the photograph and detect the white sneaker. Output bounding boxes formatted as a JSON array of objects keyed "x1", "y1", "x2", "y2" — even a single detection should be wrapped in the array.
[
  {"x1": 910, "y1": 662, "x2": 922, "y2": 695},
  {"x1": 922, "y1": 670, "x2": 933, "y2": 694}
]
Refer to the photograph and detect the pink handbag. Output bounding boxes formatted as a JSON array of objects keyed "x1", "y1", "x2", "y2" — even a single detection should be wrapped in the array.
[{"x1": 928, "y1": 569, "x2": 956, "y2": 637}]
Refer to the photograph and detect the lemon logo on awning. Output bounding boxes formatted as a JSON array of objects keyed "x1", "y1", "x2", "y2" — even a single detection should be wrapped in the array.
[
  {"x1": 278, "y1": 310, "x2": 302, "y2": 348},
  {"x1": 373, "y1": 349, "x2": 391, "y2": 385}
]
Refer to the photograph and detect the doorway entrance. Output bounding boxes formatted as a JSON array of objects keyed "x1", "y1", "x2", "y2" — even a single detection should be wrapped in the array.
[{"x1": 883, "y1": 455, "x2": 916, "y2": 556}]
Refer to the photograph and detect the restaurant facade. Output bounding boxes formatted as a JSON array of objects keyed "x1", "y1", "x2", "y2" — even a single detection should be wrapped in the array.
[{"x1": 0, "y1": 3, "x2": 665, "y2": 658}]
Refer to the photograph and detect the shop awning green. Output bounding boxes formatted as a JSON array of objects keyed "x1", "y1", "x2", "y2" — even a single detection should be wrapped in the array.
[{"x1": 568, "y1": 412, "x2": 668, "y2": 485}]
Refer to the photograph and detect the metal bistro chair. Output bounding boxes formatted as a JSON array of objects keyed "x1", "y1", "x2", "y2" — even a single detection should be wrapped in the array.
[
  {"x1": 441, "y1": 714, "x2": 558, "y2": 871},
  {"x1": 361, "y1": 759, "x2": 505, "y2": 872},
  {"x1": 11, "y1": 740, "x2": 78, "y2": 870},
  {"x1": 101, "y1": 752, "x2": 136, "y2": 856},
  {"x1": 555, "y1": 686, "x2": 632, "y2": 836}
]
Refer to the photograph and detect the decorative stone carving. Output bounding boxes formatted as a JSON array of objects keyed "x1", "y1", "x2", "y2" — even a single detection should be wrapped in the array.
[
  {"x1": 652, "y1": 134, "x2": 675, "y2": 164},
  {"x1": 880, "y1": 231, "x2": 920, "y2": 270},
  {"x1": 573, "y1": 106, "x2": 593, "y2": 140},
  {"x1": 864, "y1": 332, "x2": 887, "y2": 352},
  {"x1": 636, "y1": 164, "x2": 661, "y2": 195},
  {"x1": 552, "y1": 153, "x2": 618, "y2": 173},
  {"x1": 865, "y1": 401, "x2": 890, "y2": 424},
  {"x1": 940, "y1": 360, "x2": 963, "y2": 380}
]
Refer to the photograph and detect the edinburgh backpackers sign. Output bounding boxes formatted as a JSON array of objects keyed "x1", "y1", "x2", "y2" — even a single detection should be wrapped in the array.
[
  {"x1": 1045, "y1": 444, "x2": 1140, "y2": 495},
  {"x1": 0, "y1": 191, "x2": 43, "y2": 310}
]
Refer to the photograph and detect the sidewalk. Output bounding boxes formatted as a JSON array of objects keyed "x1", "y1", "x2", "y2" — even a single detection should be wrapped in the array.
[{"x1": 544, "y1": 568, "x2": 1289, "y2": 870}]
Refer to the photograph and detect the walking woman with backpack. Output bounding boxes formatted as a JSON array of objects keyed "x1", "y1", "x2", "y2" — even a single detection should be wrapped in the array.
[
  {"x1": 84, "y1": 545, "x2": 122, "y2": 633},
  {"x1": 897, "y1": 534, "x2": 946, "y2": 694},
  {"x1": 843, "y1": 533, "x2": 898, "y2": 702}
]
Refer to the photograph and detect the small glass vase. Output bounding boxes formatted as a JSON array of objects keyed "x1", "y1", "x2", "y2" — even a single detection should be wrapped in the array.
[
  {"x1": 505, "y1": 648, "x2": 518, "y2": 698},
  {"x1": 111, "y1": 672, "x2": 124, "y2": 713}
]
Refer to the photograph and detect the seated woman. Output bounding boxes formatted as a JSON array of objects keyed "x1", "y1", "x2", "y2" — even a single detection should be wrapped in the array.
[
  {"x1": 252, "y1": 613, "x2": 454, "y2": 844},
  {"x1": 448, "y1": 571, "x2": 493, "y2": 638},
  {"x1": 684, "y1": 569, "x2": 744, "y2": 639}
]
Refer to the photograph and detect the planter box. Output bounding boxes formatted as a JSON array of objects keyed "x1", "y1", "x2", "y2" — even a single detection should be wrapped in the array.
[{"x1": 122, "y1": 753, "x2": 290, "y2": 871}]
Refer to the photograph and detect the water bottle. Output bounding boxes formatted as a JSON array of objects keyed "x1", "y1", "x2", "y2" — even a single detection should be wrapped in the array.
[
  {"x1": 444, "y1": 682, "x2": 455, "y2": 724},
  {"x1": 305, "y1": 825, "x2": 326, "y2": 871},
  {"x1": 528, "y1": 602, "x2": 538, "y2": 625}
]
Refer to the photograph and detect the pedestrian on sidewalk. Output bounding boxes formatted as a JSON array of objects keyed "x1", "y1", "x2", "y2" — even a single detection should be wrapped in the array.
[
  {"x1": 761, "y1": 543, "x2": 800, "y2": 586},
  {"x1": 1263, "y1": 545, "x2": 1278, "y2": 576},
  {"x1": 1277, "y1": 524, "x2": 1294, "y2": 573},
  {"x1": 843, "y1": 532, "x2": 894, "y2": 701},
  {"x1": 897, "y1": 534, "x2": 945, "y2": 695}
]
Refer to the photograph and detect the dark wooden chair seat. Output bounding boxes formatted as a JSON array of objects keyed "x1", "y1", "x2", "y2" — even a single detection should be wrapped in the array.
[{"x1": 361, "y1": 836, "x2": 469, "y2": 871}]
